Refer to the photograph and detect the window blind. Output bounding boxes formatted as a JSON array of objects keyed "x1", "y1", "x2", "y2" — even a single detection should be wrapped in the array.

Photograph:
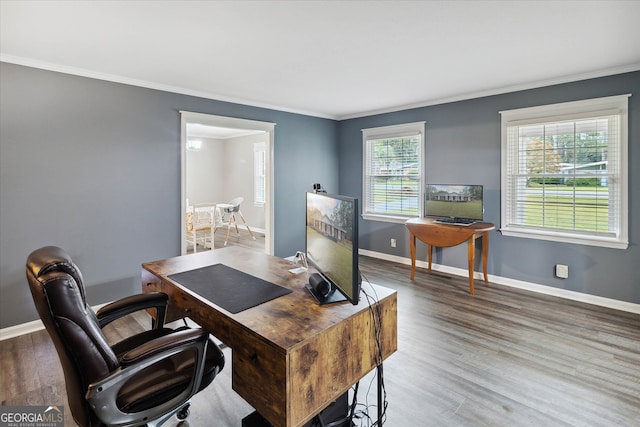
[
  {"x1": 501, "y1": 94, "x2": 629, "y2": 249},
  {"x1": 363, "y1": 133, "x2": 421, "y2": 218}
]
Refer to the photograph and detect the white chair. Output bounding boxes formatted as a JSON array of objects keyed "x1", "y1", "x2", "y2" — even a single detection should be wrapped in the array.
[
  {"x1": 186, "y1": 204, "x2": 215, "y2": 252},
  {"x1": 214, "y1": 197, "x2": 256, "y2": 246}
]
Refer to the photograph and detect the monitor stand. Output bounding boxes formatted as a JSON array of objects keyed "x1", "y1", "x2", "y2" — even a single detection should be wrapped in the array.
[{"x1": 305, "y1": 273, "x2": 347, "y2": 305}]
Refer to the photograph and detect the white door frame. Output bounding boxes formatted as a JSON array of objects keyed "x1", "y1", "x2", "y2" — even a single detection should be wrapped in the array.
[{"x1": 180, "y1": 111, "x2": 275, "y2": 255}]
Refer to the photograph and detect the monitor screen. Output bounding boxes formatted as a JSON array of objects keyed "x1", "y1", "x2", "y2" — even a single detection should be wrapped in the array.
[
  {"x1": 305, "y1": 191, "x2": 360, "y2": 305},
  {"x1": 425, "y1": 184, "x2": 484, "y2": 221}
]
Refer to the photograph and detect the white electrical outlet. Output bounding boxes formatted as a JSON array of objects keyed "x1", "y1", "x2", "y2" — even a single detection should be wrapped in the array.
[
  {"x1": 391, "y1": 238, "x2": 397, "y2": 248},
  {"x1": 555, "y1": 264, "x2": 569, "y2": 279}
]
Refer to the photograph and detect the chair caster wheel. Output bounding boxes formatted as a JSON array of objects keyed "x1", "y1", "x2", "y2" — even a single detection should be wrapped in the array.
[{"x1": 177, "y1": 403, "x2": 191, "y2": 420}]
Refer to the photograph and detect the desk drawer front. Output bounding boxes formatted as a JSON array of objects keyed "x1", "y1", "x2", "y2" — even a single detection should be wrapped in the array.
[{"x1": 233, "y1": 334, "x2": 287, "y2": 427}]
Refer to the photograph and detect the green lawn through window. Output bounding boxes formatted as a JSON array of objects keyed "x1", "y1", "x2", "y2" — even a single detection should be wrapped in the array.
[{"x1": 520, "y1": 186, "x2": 610, "y2": 232}]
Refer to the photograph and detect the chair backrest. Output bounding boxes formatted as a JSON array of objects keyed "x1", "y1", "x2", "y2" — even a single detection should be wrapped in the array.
[
  {"x1": 186, "y1": 205, "x2": 214, "y2": 231},
  {"x1": 226, "y1": 197, "x2": 243, "y2": 213},
  {"x1": 26, "y1": 246, "x2": 118, "y2": 427}
]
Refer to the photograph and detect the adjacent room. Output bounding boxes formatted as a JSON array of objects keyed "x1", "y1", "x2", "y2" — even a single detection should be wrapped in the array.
[{"x1": 1, "y1": 1, "x2": 639, "y2": 426}]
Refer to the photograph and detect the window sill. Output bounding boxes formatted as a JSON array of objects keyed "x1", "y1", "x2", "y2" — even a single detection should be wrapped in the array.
[
  {"x1": 500, "y1": 227, "x2": 628, "y2": 250},
  {"x1": 362, "y1": 213, "x2": 416, "y2": 224}
]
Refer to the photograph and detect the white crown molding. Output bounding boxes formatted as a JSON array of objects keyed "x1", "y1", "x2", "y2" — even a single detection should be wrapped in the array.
[
  {"x1": 358, "y1": 249, "x2": 640, "y2": 315},
  {"x1": 0, "y1": 54, "x2": 335, "y2": 120},
  {"x1": 339, "y1": 63, "x2": 640, "y2": 120},
  {"x1": 3, "y1": 54, "x2": 639, "y2": 122}
]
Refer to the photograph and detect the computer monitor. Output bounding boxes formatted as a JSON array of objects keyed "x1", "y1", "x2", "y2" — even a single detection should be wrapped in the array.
[
  {"x1": 425, "y1": 184, "x2": 484, "y2": 221},
  {"x1": 305, "y1": 191, "x2": 360, "y2": 305}
]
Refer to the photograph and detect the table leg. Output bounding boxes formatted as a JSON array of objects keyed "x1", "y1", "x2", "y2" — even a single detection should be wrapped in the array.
[
  {"x1": 467, "y1": 237, "x2": 475, "y2": 294},
  {"x1": 427, "y1": 244, "x2": 433, "y2": 271},
  {"x1": 409, "y1": 234, "x2": 416, "y2": 280},
  {"x1": 482, "y1": 231, "x2": 489, "y2": 284}
]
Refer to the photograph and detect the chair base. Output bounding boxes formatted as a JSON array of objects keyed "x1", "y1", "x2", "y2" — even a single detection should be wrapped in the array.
[{"x1": 145, "y1": 402, "x2": 191, "y2": 427}]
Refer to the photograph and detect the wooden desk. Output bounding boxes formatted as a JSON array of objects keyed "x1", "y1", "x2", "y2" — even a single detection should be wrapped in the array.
[
  {"x1": 141, "y1": 246, "x2": 397, "y2": 427},
  {"x1": 405, "y1": 217, "x2": 495, "y2": 294}
]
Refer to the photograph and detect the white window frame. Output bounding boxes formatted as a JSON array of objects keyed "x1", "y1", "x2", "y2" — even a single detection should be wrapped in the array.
[
  {"x1": 254, "y1": 142, "x2": 266, "y2": 206},
  {"x1": 362, "y1": 122, "x2": 425, "y2": 223},
  {"x1": 500, "y1": 94, "x2": 630, "y2": 249}
]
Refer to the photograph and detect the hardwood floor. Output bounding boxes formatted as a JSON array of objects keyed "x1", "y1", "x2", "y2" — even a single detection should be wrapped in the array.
[
  {"x1": 362, "y1": 261, "x2": 640, "y2": 426},
  {"x1": 2, "y1": 234, "x2": 639, "y2": 426},
  {"x1": 187, "y1": 225, "x2": 266, "y2": 254}
]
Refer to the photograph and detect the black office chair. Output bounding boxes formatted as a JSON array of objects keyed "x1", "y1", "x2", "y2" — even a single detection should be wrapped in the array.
[{"x1": 26, "y1": 246, "x2": 225, "y2": 427}]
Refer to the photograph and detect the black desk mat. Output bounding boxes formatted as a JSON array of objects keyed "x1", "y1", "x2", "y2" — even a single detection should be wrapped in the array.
[{"x1": 168, "y1": 263, "x2": 292, "y2": 314}]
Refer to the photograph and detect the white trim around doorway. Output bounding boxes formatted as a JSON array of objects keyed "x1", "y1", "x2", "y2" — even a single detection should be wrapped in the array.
[{"x1": 180, "y1": 111, "x2": 275, "y2": 255}]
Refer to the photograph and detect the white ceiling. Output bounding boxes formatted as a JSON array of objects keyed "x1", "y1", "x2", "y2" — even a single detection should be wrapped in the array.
[{"x1": 2, "y1": 1, "x2": 639, "y2": 120}]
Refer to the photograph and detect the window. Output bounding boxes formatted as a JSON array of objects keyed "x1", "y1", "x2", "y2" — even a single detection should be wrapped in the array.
[
  {"x1": 254, "y1": 142, "x2": 266, "y2": 206},
  {"x1": 500, "y1": 94, "x2": 629, "y2": 249},
  {"x1": 362, "y1": 122, "x2": 425, "y2": 222}
]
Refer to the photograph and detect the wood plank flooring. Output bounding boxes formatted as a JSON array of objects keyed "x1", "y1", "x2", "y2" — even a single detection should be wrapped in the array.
[{"x1": 2, "y1": 233, "x2": 639, "y2": 426}]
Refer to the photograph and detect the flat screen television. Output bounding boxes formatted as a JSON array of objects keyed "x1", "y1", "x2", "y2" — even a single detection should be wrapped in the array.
[
  {"x1": 425, "y1": 184, "x2": 484, "y2": 224},
  {"x1": 305, "y1": 191, "x2": 361, "y2": 305}
]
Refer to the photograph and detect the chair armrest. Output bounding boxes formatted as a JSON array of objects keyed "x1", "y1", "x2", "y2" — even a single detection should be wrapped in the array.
[
  {"x1": 120, "y1": 328, "x2": 208, "y2": 366},
  {"x1": 96, "y1": 292, "x2": 168, "y2": 329},
  {"x1": 86, "y1": 328, "x2": 209, "y2": 426}
]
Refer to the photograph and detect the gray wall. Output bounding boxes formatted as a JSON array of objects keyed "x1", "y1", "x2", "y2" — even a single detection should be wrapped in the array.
[
  {"x1": 222, "y1": 133, "x2": 267, "y2": 230},
  {"x1": 186, "y1": 137, "x2": 225, "y2": 205},
  {"x1": 0, "y1": 62, "x2": 338, "y2": 328},
  {"x1": 1, "y1": 62, "x2": 636, "y2": 329},
  {"x1": 339, "y1": 71, "x2": 639, "y2": 304},
  {"x1": 187, "y1": 133, "x2": 267, "y2": 231}
]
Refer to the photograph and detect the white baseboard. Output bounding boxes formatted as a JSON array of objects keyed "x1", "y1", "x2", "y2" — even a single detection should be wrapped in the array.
[
  {"x1": 359, "y1": 249, "x2": 640, "y2": 315},
  {"x1": 0, "y1": 319, "x2": 45, "y2": 341},
  {"x1": 3, "y1": 227, "x2": 266, "y2": 341},
  {"x1": 220, "y1": 224, "x2": 265, "y2": 235},
  {"x1": 5, "y1": 251, "x2": 637, "y2": 340},
  {"x1": 0, "y1": 302, "x2": 109, "y2": 341}
]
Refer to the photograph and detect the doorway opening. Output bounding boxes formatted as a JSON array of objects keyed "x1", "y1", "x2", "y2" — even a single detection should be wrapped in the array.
[{"x1": 180, "y1": 111, "x2": 275, "y2": 255}]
